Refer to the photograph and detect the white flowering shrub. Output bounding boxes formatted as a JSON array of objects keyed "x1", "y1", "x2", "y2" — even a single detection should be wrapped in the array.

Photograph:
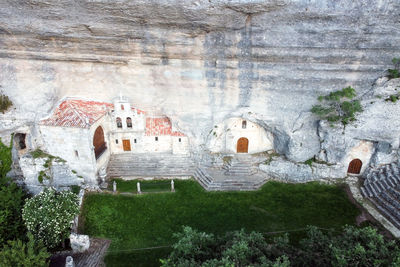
[{"x1": 22, "y1": 187, "x2": 79, "y2": 249}]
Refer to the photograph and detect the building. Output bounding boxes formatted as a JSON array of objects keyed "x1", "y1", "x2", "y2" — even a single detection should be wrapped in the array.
[{"x1": 38, "y1": 95, "x2": 189, "y2": 184}]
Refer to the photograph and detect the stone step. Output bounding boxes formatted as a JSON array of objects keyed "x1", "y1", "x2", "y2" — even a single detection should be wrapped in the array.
[{"x1": 369, "y1": 198, "x2": 400, "y2": 229}]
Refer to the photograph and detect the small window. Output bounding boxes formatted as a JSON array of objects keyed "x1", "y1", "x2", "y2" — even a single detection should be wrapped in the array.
[
  {"x1": 121, "y1": 104, "x2": 124, "y2": 110},
  {"x1": 116, "y1": 117, "x2": 122, "y2": 128},
  {"x1": 115, "y1": 139, "x2": 118, "y2": 144},
  {"x1": 134, "y1": 139, "x2": 137, "y2": 143},
  {"x1": 127, "y1": 117, "x2": 132, "y2": 128},
  {"x1": 242, "y1": 120, "x2": 247, "y2": 129},
  {"x1": 155, "y1": 137, "x2": 158, "y2": 141},
  {"x1": 178, "y1": 138, "x2": 181, "y2": 142},
  {"x1": 75, "y1": 150, "x2": 79, "y2": 158}
]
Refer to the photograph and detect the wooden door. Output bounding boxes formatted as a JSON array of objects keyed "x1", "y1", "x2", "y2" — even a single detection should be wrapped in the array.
[
  {"x1": 122, "y1": 139, "x2": 131, "y2": 151},
  {"x1": 348, "y1": 159, "x2": 362, "y2": 174},
  {"x1": 237, "y1": 137, "x2": 249, "y2": 153}
]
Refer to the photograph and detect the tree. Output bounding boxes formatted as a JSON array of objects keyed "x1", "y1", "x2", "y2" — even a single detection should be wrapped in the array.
[
  {"x1": 0, "y1": 178, "x2": 27, "y2": 246},
  {"x1": 0, "y1": 136, "x2": 27, "y2": 245},
  {"x1": 0, "y1": 233, "x2": 49, "y2": 267},
  {"x1": 163, "y1": 225, "x2": 399, "y2": 267},
  {"x1": 311, "y1": 86, "x2": 362, "y2": 126},
  {"x1": 22, "y1": 188, "x2": 79, "y2": 249},
  {"x1": 161, "y1": 226, "x2": 291, "y2": 267}
]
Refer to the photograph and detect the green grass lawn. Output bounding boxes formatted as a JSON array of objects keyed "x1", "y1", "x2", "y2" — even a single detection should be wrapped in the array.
[
  {"x1": 108, "y1": 179, "x2": 172, "y2": 193},
  {"x1": 80, "y1": 180, "x2": 360, "y2": 267}
]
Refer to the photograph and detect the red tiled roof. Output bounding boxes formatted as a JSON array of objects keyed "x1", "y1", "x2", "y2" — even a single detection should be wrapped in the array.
[
  {"x1": 131, "y1": 107, "x2": 146, "y2": 115},
  {"x1": 40, "y1": 99, "x2": 113, "y2": 128},
  {"x1": 145, "y1": 117, "x2": 185, "y2": 137}
]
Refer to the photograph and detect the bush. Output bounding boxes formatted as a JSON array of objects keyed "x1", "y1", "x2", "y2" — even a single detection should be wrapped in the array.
[
  {"x1": 161, "y1": 226, "x2": 291, "y2": 267},
  {"x1": 22, "y1": 188, "x2": 79, "y2": 249},
  {"x1": 0, "y1": 233, "x2": 49, "y2": 267},
  {"x1": 388, "y1": 58, "x2": 400, "y2": 79},
  {"x1": 0, "y1": 136, "x2": 28, "y2": 245},
  {"x1": 0, "y1": 94, "x2": 12, "y2": 113},
  {"x1": 311, "y1": 86, "x2": 363, "y2": 126},
  {"x1": 0, "y1": 177, "x2": 28, "y2": 246},
  {"x1": 163, "y1": 225, "x2": 399, "y2": 267}
]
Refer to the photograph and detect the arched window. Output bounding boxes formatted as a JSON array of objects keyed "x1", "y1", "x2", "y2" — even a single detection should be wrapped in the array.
[
  {"x1": 93, "y1": 126, "x2": 107, "y2": 159},
  {"x1": 116, "y1": 117, "x2": 122, "y2": 128},
  {"x1": 242, "y1": 120, "x2": 247, "y2": 129},
  {"x1": 127, "y1": 117, "x2": 132, "y2": 128}
]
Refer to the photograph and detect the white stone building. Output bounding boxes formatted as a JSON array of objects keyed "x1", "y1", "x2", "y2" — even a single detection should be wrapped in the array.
[
  {"x1": 38, "y1": 96, "x2": 189, "y2": 184},
  {"x1": 208, "y1": 117, "x2": 274, "y2": 154}
]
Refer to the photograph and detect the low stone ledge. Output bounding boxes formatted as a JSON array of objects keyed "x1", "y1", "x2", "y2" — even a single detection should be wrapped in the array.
[{"x1": 259, "y1": 157, "x2": 346, "y2": 182}]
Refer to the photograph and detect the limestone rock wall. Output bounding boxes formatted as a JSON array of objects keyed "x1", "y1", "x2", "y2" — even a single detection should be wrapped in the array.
[{"x1": 1, "y1": 0, "x2": 400, "y2": 163}]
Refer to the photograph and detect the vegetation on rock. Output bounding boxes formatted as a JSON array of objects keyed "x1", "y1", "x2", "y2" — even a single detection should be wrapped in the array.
[
  {"x1": 388, "y1": 57, "x2": 400, "y2": 79},
  {"x1": 162, "y1": 225, "x2": 399, "y2": 267},
  {"x1": 22, "y1": 187, "x2": 79, "y2": 249},
  {"x1": 311, "y1": 86, "x2": 363, "y2": 126},
  {"x1": 0, "y1": 94, "x2": 12, "y2": 113}
]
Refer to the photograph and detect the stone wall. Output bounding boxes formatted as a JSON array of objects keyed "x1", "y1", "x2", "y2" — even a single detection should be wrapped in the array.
[{"x1": 1, "y1": 1, "x2": 400, "y2": 178}]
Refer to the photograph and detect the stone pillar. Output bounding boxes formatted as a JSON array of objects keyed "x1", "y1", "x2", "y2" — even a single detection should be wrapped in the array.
[
  {"x1": 137, "y1": 182, "x2": 141, "y2": 194},
  {"x1": 171, "y1": 180, "x2": 175, "y2": 192},
  {"x1": 113, "y1": 181, "x2": 117, "y2": 193}
]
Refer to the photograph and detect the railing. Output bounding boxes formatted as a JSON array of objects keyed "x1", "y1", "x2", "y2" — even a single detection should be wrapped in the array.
[{"x1": 95, "y1": 143, "x2": 107, "y2": 160}]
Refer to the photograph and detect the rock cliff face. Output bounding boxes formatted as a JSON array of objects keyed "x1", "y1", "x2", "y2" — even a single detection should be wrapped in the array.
[{"x1": 1, "y1": 0, "x2": 400, "y2": 166}]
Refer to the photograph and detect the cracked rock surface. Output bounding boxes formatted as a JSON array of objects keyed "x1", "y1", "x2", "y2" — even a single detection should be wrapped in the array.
[{"x1": 0, "y1": 0, "x2": 400, "y2": 163}]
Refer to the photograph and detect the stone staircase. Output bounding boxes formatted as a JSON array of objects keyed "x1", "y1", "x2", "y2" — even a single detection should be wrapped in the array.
[
  {"x1": 222, "y1": 155, "x2": 258, "y2": 176},
  {"x1": 194, "y1": 167, "x2": 262, "y2": 191},
  {"x1": 107, "y1": 153, "x2": 195, "y2": 178},
  {"x1": 107, "y1": 153, "x2": 268, "y2": 191},
  {"x1": 361, "y1": 162, "x2": 400, "y2": 229}
]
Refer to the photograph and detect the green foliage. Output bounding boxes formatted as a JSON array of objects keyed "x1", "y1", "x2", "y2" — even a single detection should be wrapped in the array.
[
  {"x1": 304, "y1": 158, "x2": 314, "y2": 167},
  {"x1": 0, "y1": 136, "x2": 28, "y2": 246},
  {"x1": 311, "y1": 86, "x2": 363, "y2": 126},
  {"x1": 0, "y1": 94, "x2": 12, "y2": 113},
  {"x1": 37, "y1": 170, "x2": 49, "y2": 184},
  {"x1": 391, "y1": 95, "x2": 398, "y2": 102},
  {"x1": 109, "y1": 179, "x2": 171, "y2": 193},
  {"x1": 161, "y1": 227, "x2": 291, "y2": 267},
  {"x1": 388, "y1": 57, "x2": 400, "y2": 79},
  {"x1": 70, "y1": 185, "x2": 81, "y2": 195},
  {"x1": 163, "y1": 225, "x2": 399, "y2": 267},
  {"x1": 81, "y1": 180, "x2": 359, "y2": 266},
  {"x1": 0, "y1": 233, "x2": 49, "y2": 267},
  {"x1": 0, "y1": 177, "x2": 27, "y2": 246},
  {"x1": 329, "y1": 225, "x2": 397, "y2": 267},
  {"x1": 30, "y1": 149, "x2": 51, "y2": 159},
  {"x1": 0, "y1": 136, "x2": 13, "y2": 178},
  {"x1": 22, "y1": 188, "x2": 79, "y2": 249}
]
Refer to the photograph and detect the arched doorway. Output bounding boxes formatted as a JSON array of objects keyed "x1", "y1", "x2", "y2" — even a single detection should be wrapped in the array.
[
  {"x1": 237, "y1": 137, "x2": 249, "y2": 153},
  {"x1": 348, "y1": 159, "x2": 362, "y2": 174},
  {"x1": 93, "y1": 126, "x2": 106, "y2": 159}
]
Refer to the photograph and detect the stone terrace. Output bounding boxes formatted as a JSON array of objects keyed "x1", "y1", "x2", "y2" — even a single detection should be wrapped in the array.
[
  {"x1": 107, "y1": 153, "x2": 269, "y2": 191},
  {"x1": 361, "y1": 163, "x2": 400, "y2": 229}
]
